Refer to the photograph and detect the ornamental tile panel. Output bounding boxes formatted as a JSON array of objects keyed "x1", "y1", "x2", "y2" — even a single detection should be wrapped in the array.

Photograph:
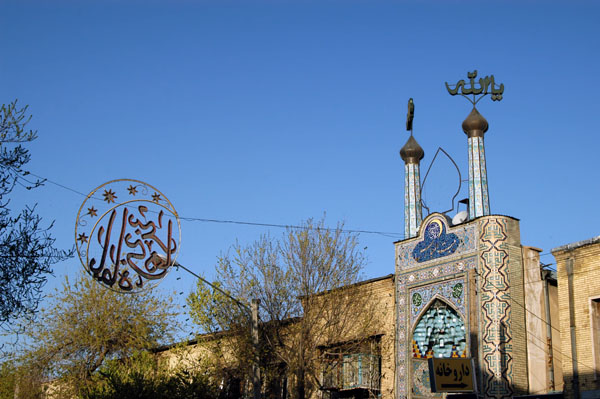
[
  {"x1": 396, "y1": 218, "x2": 476, "y2": 271},
  {"x1": 478, "y1": 217, "x2": 513, "y2": 399},
  {"x1": 396, "y1": 256, "x2": 476, "y2": 398},
  {"x1": 410, "y1": 277, "x2": 466, "y2": 325}
]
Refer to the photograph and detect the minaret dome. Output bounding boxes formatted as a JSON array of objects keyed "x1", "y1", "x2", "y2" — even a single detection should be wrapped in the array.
[
  {"x1": 400, "y1": 135, "x2": 425, "y2": 164},
  {"x1": 462, "y1": 107, "x2": 489, "y2": 138}
]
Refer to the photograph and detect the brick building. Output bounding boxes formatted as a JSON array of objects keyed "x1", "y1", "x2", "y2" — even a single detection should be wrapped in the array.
[{"x1": 552, "y1": 237, "x2": 600, "y2": 399}]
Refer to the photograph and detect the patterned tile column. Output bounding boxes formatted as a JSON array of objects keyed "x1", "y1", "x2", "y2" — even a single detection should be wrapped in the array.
[
  {"x1": 463, "y1": 107, "x2": 490, "y2": 219},
  {"x1": 479, "y1": 217, "x2": 514, "y2": 399},
  {"x1": 468, "y1": 136, "x2": 490, "y2": 218},
  {"x1": 404, "y1": 162, "x2": 422, "y2": 238},
  {"x1": 400, "y1": 135, "x2": 424, "y2": 238}
]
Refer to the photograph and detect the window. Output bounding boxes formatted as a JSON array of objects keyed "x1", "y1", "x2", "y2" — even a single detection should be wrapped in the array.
[
  {"x1": 321, "y1": 338, "x2": 381, "y2": 395},
  {"x1": 342, "y1": 353, "x2": 380, "y2": 390},
  {"x1": 412, "y1": 299, "x2": 466, "y2": 358}
]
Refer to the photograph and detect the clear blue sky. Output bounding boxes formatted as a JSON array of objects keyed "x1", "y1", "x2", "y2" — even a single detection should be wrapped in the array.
[{"x1": 2, "y1": 1, "x2": 599, "y2": 337}]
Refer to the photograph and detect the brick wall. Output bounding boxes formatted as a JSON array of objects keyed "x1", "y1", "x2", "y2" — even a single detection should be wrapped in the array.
[
  {"x1": 553, "y1": 239, "x2": 600, "y2": 399},
  {"x1": 310, "y1": 275, "x2": 396, "y2": 399}
]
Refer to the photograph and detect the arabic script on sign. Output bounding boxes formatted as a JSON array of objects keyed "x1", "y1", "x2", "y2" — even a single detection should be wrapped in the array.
[
  {"x1": 75, "y1": 179, "x2": 181, "y2": 292},
  {"x1": 428, "y1": 357, "x2": 475, "y2": 393},
  {"x1": 445, "y1": 70, "x2": 504, "y2": 102}
]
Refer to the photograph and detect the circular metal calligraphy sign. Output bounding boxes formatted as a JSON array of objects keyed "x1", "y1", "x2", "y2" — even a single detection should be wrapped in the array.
[{"x1": 75, "y1": 179, "x2": 181, "y2": 293}]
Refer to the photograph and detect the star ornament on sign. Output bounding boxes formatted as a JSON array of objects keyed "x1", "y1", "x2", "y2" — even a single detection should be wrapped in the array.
[
  {"x1": 75, "y1": 179, "x2": 182, "y2": 293},
  {"x1": 103, "y1": 189, "x2": 117, "y2": 203}
]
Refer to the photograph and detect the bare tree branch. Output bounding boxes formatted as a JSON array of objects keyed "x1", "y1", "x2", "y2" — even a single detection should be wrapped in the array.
[{"x1": 187, "y1": 217, "x2": 382, "y2": 399}]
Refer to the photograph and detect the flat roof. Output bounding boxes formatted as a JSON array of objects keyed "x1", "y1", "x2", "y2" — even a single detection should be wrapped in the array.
[
  {"x1": 551, "y1": 235, "x2": 600, "y2": 254},
  {"x1": 303, "y1": 273, "x2": 395, "y2": 299}
]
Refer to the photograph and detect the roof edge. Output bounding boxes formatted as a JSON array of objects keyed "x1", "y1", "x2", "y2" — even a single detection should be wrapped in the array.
[
  {"x1": 301, "y1": 274, "x2": 395, "y2": 299},
  {"x1": 551, "y1": 235, "x2": 600, "y2": 254},
  {"x1": 393, "y1": 213, "x2": 521, "y2": 244}
]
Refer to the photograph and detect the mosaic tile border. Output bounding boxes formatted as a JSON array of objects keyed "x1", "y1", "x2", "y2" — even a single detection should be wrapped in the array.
[
  {"x1": 396, "y1": 256, "x2": 476, "y2": 398},
  {"x1": 411, "y1": 359, "x2": 442, "y2": 398},
  {"x1": 479, "y1": 217, "x2": 513, "y2": 399}
]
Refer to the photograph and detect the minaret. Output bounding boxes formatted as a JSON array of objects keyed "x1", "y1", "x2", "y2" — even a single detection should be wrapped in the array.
[
  {"x1": 400, "y1": 134, "x2": 425, "y2": 238},
  {"x1": 462, "y1": 107, "x2": 490, "y2": 219}
]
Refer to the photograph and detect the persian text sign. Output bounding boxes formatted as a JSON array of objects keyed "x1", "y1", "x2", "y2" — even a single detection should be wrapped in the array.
[
  {"x1": 428, "y1": 358, "x2": 475, "y2": 393},
  {"x1": 445, "y1": 70, "x2": 504, "y2": 102},
  {"x1": 75, "y1": 179, "x2": 181, "y2": 292}
]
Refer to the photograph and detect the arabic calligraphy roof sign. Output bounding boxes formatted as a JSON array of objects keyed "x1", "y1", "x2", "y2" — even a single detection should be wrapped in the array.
[
  {"x1": 75, "y1": 179, "x2": 181, "y2": 293},
  {"x1": 445, "y1": 70, "x2": 504, "y2": 105}
]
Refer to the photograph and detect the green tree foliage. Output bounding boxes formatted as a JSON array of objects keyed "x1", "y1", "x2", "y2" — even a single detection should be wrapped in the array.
[
  {"x1": 187, "y1": 217, "x2": 380, "y2": 399},
  {"x1": 0, "y1": 100, "x2": 72, "y2": 332},
  {"x1": 79, "y1": 351, "x2": 219, "y2": 399},
  {"x1": 0, "y1": 361, "x2": 43, "y2": 399},
  {"x1": 0, "y1": 362, "x2": 17, "y2": 399},
  {"x1": 19, "y1": 272, "x2": 179, "y2": 397}
]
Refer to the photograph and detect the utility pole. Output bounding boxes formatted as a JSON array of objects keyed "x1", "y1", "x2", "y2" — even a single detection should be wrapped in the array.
[
  {"x1": 252, "y1": 299, "x2": 261, "y2": 399},
  {"x1": 566, "y1": 258, "x2": 579, "y2": 399},
  {"x1": 542, "y1": 268, "x2": 555, "y2": 392}
]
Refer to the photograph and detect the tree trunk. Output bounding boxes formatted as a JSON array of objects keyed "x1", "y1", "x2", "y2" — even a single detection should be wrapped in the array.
[{"x1": 296, "y1": 368, "x2": 305, "y2": 399}]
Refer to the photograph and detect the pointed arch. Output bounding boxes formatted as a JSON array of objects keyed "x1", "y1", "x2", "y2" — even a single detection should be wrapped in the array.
[
  {"x1": 412, "y1": 292, "x2": 464, "y2": 327},
  {"x1": 411, "y1": 296, "x2": 467, "y2": 359}
]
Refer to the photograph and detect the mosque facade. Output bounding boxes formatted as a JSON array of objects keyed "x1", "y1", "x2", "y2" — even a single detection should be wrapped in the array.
[{"x1": 392, "y1": 102, "x2": 559, "y2": 399}]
